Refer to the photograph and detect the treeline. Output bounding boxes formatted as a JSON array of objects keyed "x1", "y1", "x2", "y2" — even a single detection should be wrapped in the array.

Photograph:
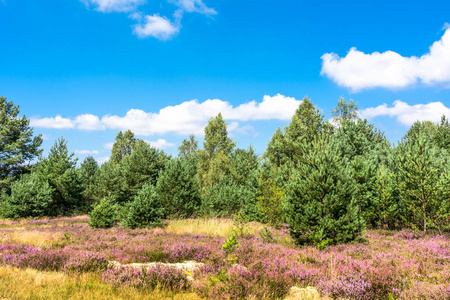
[{"x1": 1, "y1": 95, "x2": 450, "y2": 248}]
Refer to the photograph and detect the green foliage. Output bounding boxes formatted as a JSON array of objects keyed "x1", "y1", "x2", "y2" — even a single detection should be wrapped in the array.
[
  {"x1": 330, "y1": 97, "x2": 359, "y2": 127},
  {"x1": 259, "y1": 226, "x2": 274, "y2": 244},
  {"x1": 264, "y1": 97, "x2": 332, "y2": 167},
  {"x1": 284, "y1": 135, "x2": 364, "y2": 248},
  {"x1": 110, "y1": 130, "x2": 137, "y2": 165},
  {"x1": 92, "y1": 161, "x2": 128, "y2": 205},
  {"x1": 33, "y1": 137, "x2": 83, "y2": 216},
  {"x1": 178, "y1": 134, "x2": 199, "y2": 157},
  {"x1": 156, "y1": 155, "x2": 201, "y2": 219},
  {"x1": 0, "y1": 173, "x2": 53, "y2": 219},
  {"x1": 435, "y1": 115, "x2": 450, "y2": 151},
  {"x1": 333, "y1": 118, "x2": 392, "y2": 229},
  {"x1": 78, "y1": 156, "x2": 99, "y2": 212},
  {"x1": 123, "y1": 183, "x2": 165, "y2": 229},
  {"x1": 0, "y1": 96, "x2": 43, "y2": 189},
  {"x1": 201, "y1": 173, "x2": 259, "y2": 219},
  {"x1": 222, "y1": 233, "x2": 240, "y2": 253},
  {"x1": 372, "y1": 164, "x2": 404, "y2": 229},
  {"x1": 257, "y1": 162, "x2": 285, "y2": 228},
  {"x1": 197, "y1": 113, "x2": 236, "y2": 191},
  {"x1": 121, "y1": 140, "x2": 170, "y2": 201},
  {"x1": 395, "y1": 126, "x2": 450, "y2": 232},
  {"x1": 89, "y1": 197, "x2": 117, "y2": 229}
]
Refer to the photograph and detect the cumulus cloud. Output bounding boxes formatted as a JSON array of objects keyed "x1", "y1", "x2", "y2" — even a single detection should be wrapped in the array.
[
  {"x1": 30, "y1": 114, "x2": 103, "y2": 131},
  {"x1": 321, "y1": 28, "x2": 450, "y2": 91},
  {"x1": 82, "y1": 0, "x2": 144, "y2": 12},
  {"x1": 31, "y1": 94, "x2": 302, "y2": 136},
  {"x1": 74, "y1": 150, "x2": 100, "y2": 155},
  {"x1": 360, "y1": 100, "x2": 450, "y2": 126},
  {"x1": 133, "y1": 14, "x2": 180, "y2": 39},
  {"x1": 31, "y1": 115, "x2": 75, "y2": 129},
  {"x1": 144, "y1": 139, "x2": 176, "y2": 149},
  {"x1": 171, "y1": 0, "x2": 216, "y2": 16}
]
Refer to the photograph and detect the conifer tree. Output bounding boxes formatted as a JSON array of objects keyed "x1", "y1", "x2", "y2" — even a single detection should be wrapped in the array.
[
  {"x1": 0, "y1": 96, "x2": 42, "y2": 189},
  {"x1": 121, "y1": 140, "x2": 169, "y2": 200},
  {"x1": 264, "y1": 97, "x2": 331, "y2": 167},
  {"x1": 92, "y1": 161, "x2": 127, "y2": 205},
  {"x1": 0, "y1": 173, "x2": 53, "y2": 219},
  {"x1": 284, "y1": 135, "x2": 364, "y2": 248},
  {"x1": 156, "y1": 155, "x2": 201, "y2": 218},
  {"x1": 34, "y1": 137, "x2": 83, "y2": 215},
  {"x1": 124, "y1": 183, "x2": 165, "y2": 229},
  {"x1": 395, "y1": 129, "x2": 449, "y2": 232},
  {"x1": 78, "y1": 156, "x2": 99, "y2": 211}
]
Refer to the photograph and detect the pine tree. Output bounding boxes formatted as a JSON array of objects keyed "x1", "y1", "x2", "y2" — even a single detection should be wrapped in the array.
[
  {"x1": 264, "y1": 97, "x2": 332, "y2": 167},
  {"x1": 121, "y1": 140, "x2": 170, "y2": 200},
  {"x1": 124, "y1": 184, "x2": 165, "y2": 229},
  {"x1": 78, "y1": 156, "x2": 99, "y2": 211},
  {"x1": 0, "y1": 173, "x2": 53, "y2": 219},
  {"x1": 89, "y1": 197, "x2": 117, "y2": 229},
  {"x1": 0, "y1": 96, "x2": 42, "y2": 189},
  {"x1": 33, "y1": 137, "x2": 83, "y2": 216},
  {"x1": 92, "y1": 161, "x2": 128, "y2": 205},
  {"x1": 156, "y1": 155, "x2": 201, "y2": 218},
  {"x1": 395, "y1": 131, "x2": 448, "y2": 232},
  {"x1": 284, "y1": 135, "x2": 364, "y2": 248}
]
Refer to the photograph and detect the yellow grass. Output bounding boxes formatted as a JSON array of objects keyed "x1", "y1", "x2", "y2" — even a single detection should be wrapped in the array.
[
  {"x1": 0, "y1": 229, "x2": 66, "y2": 248},
  {"x1": 0, "y1": 215, "x2": 89, "y2": 228},
  {"x1": 164, "y1": 218, "x2": 267, "y2": 237},
  {"x1": 0, "y1": 266, "x2": 200, "y2": 300}
]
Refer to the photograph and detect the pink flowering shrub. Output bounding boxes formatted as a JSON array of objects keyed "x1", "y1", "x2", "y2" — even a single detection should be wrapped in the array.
[
  {"x1": 1, "y1": 218, "x2": 450, "y2": 299},
  {"x1": 62, "y1": 251, "x2": 109, "y2": 273},
  {"x1": 101, "y1": 264, "x2": 189, "y2": 291}
]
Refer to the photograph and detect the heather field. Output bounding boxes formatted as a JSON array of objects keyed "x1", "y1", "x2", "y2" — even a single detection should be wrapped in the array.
[{"x1": 0, "y1": 217, "x2": 449, "y2": 300}]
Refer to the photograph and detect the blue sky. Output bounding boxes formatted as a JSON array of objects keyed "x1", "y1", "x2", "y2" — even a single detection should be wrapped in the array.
[{"x1": 2, "y1": 0, "x2": 450, "y2": 162}]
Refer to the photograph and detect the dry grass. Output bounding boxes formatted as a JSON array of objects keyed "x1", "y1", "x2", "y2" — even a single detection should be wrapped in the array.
[
  {"x1": 0, "y1": 229, "x2": 66, "y2": 248},
  {"x1": 163, "y1": 218, "x2": 267, "y2": 237},
  {"x1": 0, "y1": 266, "x2": 200, "y2": 300},
  {"x1": 284, "y1": 287, "x2": 332, "y2": 300}
]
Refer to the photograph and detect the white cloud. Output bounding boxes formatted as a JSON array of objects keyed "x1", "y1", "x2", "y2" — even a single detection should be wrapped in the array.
[
  {"x1": 103, "y1": 142, "x2": 114, "y2": 150},
  {"x1": 41, "y1": 134, "x2": 51, "y2": 141},
  {"x1": 74, "y1": 150, "x2": 100, "y2": 155},
  {"x1": 30, "y1": 114, "x2": 103, "y2": 131},
  {"x1": 82, "y1": 0, "x2": 144, "y2": 13},
  {"x1": 74, "y1": 114, "x2": 104, "y2": 130},
  {"x1": 95, "y1": 156, "x2": 110, "y2": 164},
  {"x1": 31, "y1": 94, "x2": 302, "y2": 136},
  {"x1": 144, "y1": 139, "x2": 176, "y2": 149},
  {"x1": 360, "y1": 100, "x2": 450, "y2": 126},
  {"x1": 133, "y1": 14, "x2": 180, "y2": 40},
  {"x1": 31, "y1": 115, "x2": 75, "y2": 129},
  {"x1": 321, "y1": 28, "x2": 450, "y2": 91},
  {"x1": 171, "y1": 0, "x2": 216, "y2": 15}
]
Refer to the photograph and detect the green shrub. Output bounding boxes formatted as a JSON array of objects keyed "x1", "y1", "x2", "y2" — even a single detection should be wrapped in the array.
[
  {"x1": 156, "y1": 156, "x2": 201, "y2": 219},
  {"x1": 89, "y1": 198, "x2": 117, "y2": 228},
  {"x1": 123, "y1": 183, "x2": 165, "y2": 229},
  {"x1": 285, "y1": 135, "x2": 364, "y2": 248},
  {"x1": 0, "y1": 173, "x2": 53, "y2": 219}
]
